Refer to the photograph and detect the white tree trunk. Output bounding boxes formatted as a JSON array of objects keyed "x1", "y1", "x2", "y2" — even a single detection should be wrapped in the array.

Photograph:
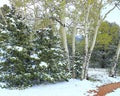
[
  {"x1": 86, "y1": 20, "x2": 101, "y2": 79},
  {"x1": 81, "y1": 12, "x2": 101, "y2": 80},
  {"x1": 59, "y1": 1, "x2": 71, "y2": 72},
  {"x1": 60, "y1": 24, "x2": 70, "y2": 72},
  {"x1": 59, "y1": 4, "x2": 70, "y2": 72},
  {"x1": 72, "y1": 26, "x2": 76, "y2": 78},
  {"x1": 81, "y1": 0, "x2": 115, "y2": 80},
  {"x1": 0, "y1": 8, "x2": 7, "y2": 25},
  {"x1": 110, "y1": 41, "x2": 120, "y2": 77},
  {"x1": 81, "y1": 5, "x2": 91, "y2": 80}
]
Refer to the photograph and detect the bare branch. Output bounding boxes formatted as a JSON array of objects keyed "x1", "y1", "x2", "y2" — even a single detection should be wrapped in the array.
[
  {"x1": 103, "y1": 5, "x2": 116, "y2": 20},
  {"x1": 50, "y1": 16, "x2": 65, "y2": 27}
]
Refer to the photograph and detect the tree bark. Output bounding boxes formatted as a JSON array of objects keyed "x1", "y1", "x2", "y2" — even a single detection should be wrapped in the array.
[
  {"x1": 81, "y1": 1, "x2": 115, "y2": 79},
  {"x1": 81, "y1": 4, "x2": 92, "y2": 80},
  {"x1": 59, "y1": 1, "x2": 70, "y2": 72},
  {"x1": 0, "y1": 8, "x2": 7, "y2": 25},
  {"x1": 109, "y1": 41, "x2": 120, "y2": 77},
  {"x1": 72, "y1": 26, "x2": 76, "y2": 78},
  {"x1": 81, "y1": 10, "x2": 101, "y2": 80},
  {"x1": 60, "y1": 25, "x2": 70, "y2": 72}
]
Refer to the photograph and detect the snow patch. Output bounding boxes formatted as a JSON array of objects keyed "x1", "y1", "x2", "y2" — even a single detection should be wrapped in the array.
[
  {"x1": 1, "y1": 30, "x2": 9, "y2": 34},
  {"x1": 38, "y1": 51, "x2": 42, "y2": 54},
  {"x1": 39, "y1": 62, "x2": 48, "y2": 67},
  {"x1": 7, "y1": 45, "x2": 12, "y2": 49},
  {"x1": 10, "y1": 57, "x2": 17, "y2": 60},
  {"x1": 0, "y1": 79, "x2": 97, "y2": 96},
  {"x1": 58, "y1": 62, "x2": 64, "y2": 65},
  {"x1": 106, "y1": 88, "x2": 120, "y2": 96},
  {"x1": 68, "y1": 5, "x2": 75, "y2": 11},
  {"x1": 14, "y1": 46, "x2": 23, "y2": 51},
  {"x1": 7, "y1": 46, "x2": 23, "y2": 51},
  {"x1": 9, "y1": 17, "x2": 15, "y2": 23},
  {"x1": 11, "y1": 22, "x2": 16, "y2": 27},
  {"x1": 51, "y1": 48, "x2": 60, "y2": 51},
  {"x1": 30, "y1": 54, "x2": 39, "y2": 59}
]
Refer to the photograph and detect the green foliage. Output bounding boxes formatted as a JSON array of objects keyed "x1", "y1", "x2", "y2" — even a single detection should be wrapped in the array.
[
  {"x1": 73, "y1": 51, "x2": 83, "y2": 78},
  {"x1": 0, "y1": 5, "x2": 69, "y2": 88},
  {"x1": 96, "y1": 33, "x2": 112, "y2": 48},
  {"x1": 33, "y1": 29, "x2": 69, "y2": 82},
  {"x1": 91, "y1": 21, "x2": 120, "y2": 68},
  {"x1": 0, "y1": 4, "x2": 10, "y2": 22},
  {"x1": 0, "y1": 5, "x2": 33, "y2": 88},
  {"x1": 67, "y1": 34, "x2": 84, "y2": 78}
]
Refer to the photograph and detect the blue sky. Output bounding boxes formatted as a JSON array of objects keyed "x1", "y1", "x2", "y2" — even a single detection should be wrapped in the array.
[{"x1": 103, "y1": 5, "x2": 120, "y2": 26}]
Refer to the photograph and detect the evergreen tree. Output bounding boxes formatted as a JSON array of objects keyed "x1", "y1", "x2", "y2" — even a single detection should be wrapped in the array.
[
  {"x1": 67, "y1": 34, "x2": 83, "y2": 78},
  {"x1": 0, "y1": 5, "x2": 69, "y2": 88},
  {"x1": 32, "y1": 28, "x2": 69, "y2": 82},
  {"x1": 0, "y1": 5, "x2": 34, "y2": 87}
]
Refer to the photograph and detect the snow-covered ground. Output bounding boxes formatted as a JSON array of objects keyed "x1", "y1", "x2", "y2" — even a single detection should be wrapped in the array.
[
  {"x1": 0, "y1": 68, "x2": 120, "y2": 96},
  {"x1": 0, "y1": 79, "x2": 96, "y2": 96},
  {"x1": 106, "y1": 88, "x2": 120, "y2": 96}
]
